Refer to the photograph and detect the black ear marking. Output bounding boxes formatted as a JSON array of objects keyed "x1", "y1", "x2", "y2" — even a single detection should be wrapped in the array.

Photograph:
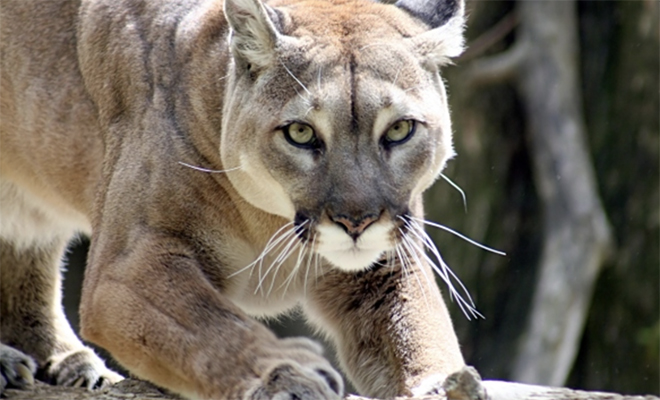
[{"x1": 394, "y1": 0, "x2": 463, "y2": 29}]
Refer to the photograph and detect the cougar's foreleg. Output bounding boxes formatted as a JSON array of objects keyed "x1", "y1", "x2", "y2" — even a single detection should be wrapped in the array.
[
  {"x1": 0, "y1": 238, "x2": 121, "y2": 391},
  {"x1": 80, "y1": 234, "x2": 343, "y2": 399},
  {"x1": 305, "y1": 258, "x2": 465, "y2": 398}
]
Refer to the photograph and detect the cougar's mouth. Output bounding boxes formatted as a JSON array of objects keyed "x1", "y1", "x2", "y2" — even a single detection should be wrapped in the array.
[{"x1": 294, "y1": 211, "x2": 401, "y2": 272}]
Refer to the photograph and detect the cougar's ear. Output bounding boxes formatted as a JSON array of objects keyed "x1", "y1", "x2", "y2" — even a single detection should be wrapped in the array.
[
  {"x1": 224, "y1": 0, "x2": 283, "y2": 70},
  {"x1": 397, "y1": 0, "x2": 465, "y2": 66}
]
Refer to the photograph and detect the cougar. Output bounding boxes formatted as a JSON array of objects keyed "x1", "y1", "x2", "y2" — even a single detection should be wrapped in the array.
[{"x1": 0, "y1": 0, "x2": 470, "y2": 397}]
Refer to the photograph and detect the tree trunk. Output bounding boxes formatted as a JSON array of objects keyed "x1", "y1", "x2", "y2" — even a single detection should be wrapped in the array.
[{"x1": 509, "y1": 0, "x2": 612, "y2": 386}]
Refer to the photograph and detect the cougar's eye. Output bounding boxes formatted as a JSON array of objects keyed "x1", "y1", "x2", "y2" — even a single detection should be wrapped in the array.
[
  {"x1": 384, "y1": 120, "x2": 416, "y2": 145},
  {"x1": 283, "y1": 122, "x2": 318, "y2": 148}
]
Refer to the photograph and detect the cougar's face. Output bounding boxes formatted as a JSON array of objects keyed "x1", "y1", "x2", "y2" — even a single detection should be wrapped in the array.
[{"x1": 222, "y1": 31, "x2": 454, "y2": 272}]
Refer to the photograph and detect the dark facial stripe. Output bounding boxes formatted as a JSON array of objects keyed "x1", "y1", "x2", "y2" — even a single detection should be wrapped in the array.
[{"x1": 349, "y1": 54, "x2": 359, "y2": 134}]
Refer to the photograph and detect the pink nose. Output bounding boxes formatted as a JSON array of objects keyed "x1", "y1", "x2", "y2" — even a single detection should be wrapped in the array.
[{"x1": 330, "y1": 213, "x2": 380, "y2": 239}]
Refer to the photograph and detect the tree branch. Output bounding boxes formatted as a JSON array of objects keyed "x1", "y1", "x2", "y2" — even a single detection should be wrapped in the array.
[
  {"x1": 457, "y1": 12, "x2": 518, "y2": 63},
  {"x1": 461, "y1": 40, "x2": 527, "y2": 88}
]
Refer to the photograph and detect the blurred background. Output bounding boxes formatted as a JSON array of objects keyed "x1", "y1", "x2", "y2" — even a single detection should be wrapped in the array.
[{"x1": 61, "y1": 0, "x2": 659, "y2": 396}]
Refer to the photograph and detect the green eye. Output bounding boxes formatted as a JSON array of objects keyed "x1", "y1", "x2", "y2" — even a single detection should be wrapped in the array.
[
  {"x1": 283, "y1": 122, "x2": 317, "y2": 148},
  {"x1": 384, "y1": 120, "x2": 415, "y2": 144}
]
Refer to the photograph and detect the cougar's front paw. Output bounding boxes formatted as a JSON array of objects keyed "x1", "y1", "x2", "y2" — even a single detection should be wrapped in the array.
[
  {"x1": 247, "y1": 337, "x2": 343, "y2": 400},
  {"x1": 41, "y1": 348, "x2": 123, "y2": 389},
  {"x1": 410, "y1": 373, "x2": 447, "y2": 396},
  {"x1": 0, "y1": 343, "x2": 37, "y2": 392},
  {"x1": 246, "y1": 361, "x2": 343, "y2": 400}
]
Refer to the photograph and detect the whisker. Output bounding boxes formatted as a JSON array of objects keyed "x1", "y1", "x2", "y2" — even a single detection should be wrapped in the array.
[
  {"x1": 440, "y1": 173, "x2": 468, "y2": 213},
  {"x1": 259, "y1": 235, "x2": 300, "y2": 296},
  {"x1": 227, "y1": 221, "x2": 296, "y2": 279},
  {"x1": 399, "y1": 230, "x2": 440, "y2": 303},
  {"x1": 280, "y1": 61, "x2": 311, "y2": 96},
  {"x1": 401, "y1": 217, "x2": 483, "y2": 320},
  {"x1": 404, "y1": 220, "x2": 470, "y2": 300},
  {"x1": 401, "y1": 219, "x2": 452, "y2": 291},
  {"x1": 314, "y1": 250, "x2": 320, "y2": 287},
  {"x1": 385, "y1": 249, "x2": 395, "y2": 278},
  {"x1": 411, "y1": 217, "x2": 506, "y2": 256},
  {"x1": 279, "y1": 242, "x2": 309, "y2": 297},
  {"x1": 392, "y1": 65, "x2": 403, "y2": 87},
  {"x1": 258, "y1": 229, "x2": 299, "y2": 292},
  {"x1": 394, "y1": 244, "x2": 409, "y2": 282},
  {"x1": 303, "y1": 234, "x2": 317, "y2": 295},
  {"x1": 397, "y1": 232, "x2": 430, "y2": 309},
  {"x1": 261, "y1": 226, "x2": 306, "y2": 296},
  {"x1": 255, "y1": 224, "x2": 301, "y2": 291},
  {"x1": 263, "y1": 220, "x2": 309, "y2": 292},
  {"x1": 178, "y1": 161, "x2": 241, "y2": 174}
]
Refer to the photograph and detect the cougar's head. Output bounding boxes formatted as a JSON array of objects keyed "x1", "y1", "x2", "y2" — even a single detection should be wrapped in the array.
[{"x1": 220, "y1": 0, "x2": 464, "y2": 271}]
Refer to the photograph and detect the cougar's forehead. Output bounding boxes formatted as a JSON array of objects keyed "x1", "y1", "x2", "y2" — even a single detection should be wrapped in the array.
[{"x1": 272, "y1": 0, "x2": 428, "y2": 41}]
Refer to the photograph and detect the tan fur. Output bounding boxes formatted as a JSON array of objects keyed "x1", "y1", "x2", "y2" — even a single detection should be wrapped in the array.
[{"x1": 0, "y1": 0, "x2": 466, "y2": 397}]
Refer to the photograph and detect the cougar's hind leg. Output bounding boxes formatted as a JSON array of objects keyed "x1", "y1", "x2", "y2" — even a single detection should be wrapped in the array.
[{"x1": 0, "y1": 238, "x2": 122, "y2": 391}]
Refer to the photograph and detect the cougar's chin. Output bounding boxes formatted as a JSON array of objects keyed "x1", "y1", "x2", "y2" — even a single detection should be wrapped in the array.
[
  {"x1": 315, "y1": 222, "x2": 393, "y2": 272},
  {"x1": 318, "y1": 248, "x2": 386, "y2": 271}
]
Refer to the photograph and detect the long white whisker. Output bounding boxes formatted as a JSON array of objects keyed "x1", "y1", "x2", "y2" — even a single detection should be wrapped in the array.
[
  {"x1": 261, "y1": 228, "x2": 304, "y2": 296},
  {"x1": 406, "y1": 221, "x2": 469, "y2": 303},
  {"x1": 412, "y1": 217, "x2": 506, "y2": 256},
  {"x1": 178, "y1": 161, "x2": 242, "y2": 174},
  {"x1": 385, "y1": 249, "x2": 396, "y2": 278},
  {"x1": 401, "y1": 219, "x2": 452, "y2": 291},
  {"x1": 399, "y1": 230, "x2": 440, "y2": 303},
  {"x1": 397, "y1": 231, "x2": 429, "y2": 309},
  {"x1": 402, "y1": 232, "x2": 464, "y2": 306},
  {"x1": 394, "y1": 244, "x2": 409, "y2": 282},
  {"x1": 440, "y1": 173, "x2": 468, "y2": 213},
  {"x1": 303, "y1": 235, "x2": 317, "y2": 295},
  {"x1": 261, "y1": 223, "x2": 298, "y2": 256},
  {"x1": 401, "y1": 218, "x2": 483, "y2": 319},
  {"x1": 392, "y1": 65, "x2": 403, "y2": 87},
  {"x1": 250, "y1": 221, "x2": 307, "y2": 295},
  {"x1": 259, "y1": 235, "x2": 299, "y2": 296},
  {"x1": 227, "y1": 222, "x2": 296, "y2": 279},
  {"x1": 257, "y1": 234, "x2": 298, "y2": 294},
  {"x1": 281, "y1": 61, "x2": 311, "y2": 96},
  {"x1": 314, "y1": 251, "x2": 320, "y2": 287},
  {"x1": 279, "y1": 242, "x2": 308, "y2": 297},
  {"x1": 256, "y1": 225, "x2": 300, "y2": 291},
  {"x1": 408, "y1": 233, "x2": 479, "y2": 319}
]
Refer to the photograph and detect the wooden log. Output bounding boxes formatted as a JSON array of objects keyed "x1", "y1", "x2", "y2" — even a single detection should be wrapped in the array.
[{"x1": 3, "y1": 367, "x2": 658, "y2": 400}]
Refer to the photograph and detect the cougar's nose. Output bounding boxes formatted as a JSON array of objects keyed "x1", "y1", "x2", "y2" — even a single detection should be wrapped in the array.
[{"x1": 330, "y1": 212, "x2": 381, "y2": 240}]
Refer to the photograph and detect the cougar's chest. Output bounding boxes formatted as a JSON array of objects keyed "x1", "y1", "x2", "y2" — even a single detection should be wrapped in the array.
[{"x1": 220, "y1": 235, "x2": 310, "y2": 317}]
